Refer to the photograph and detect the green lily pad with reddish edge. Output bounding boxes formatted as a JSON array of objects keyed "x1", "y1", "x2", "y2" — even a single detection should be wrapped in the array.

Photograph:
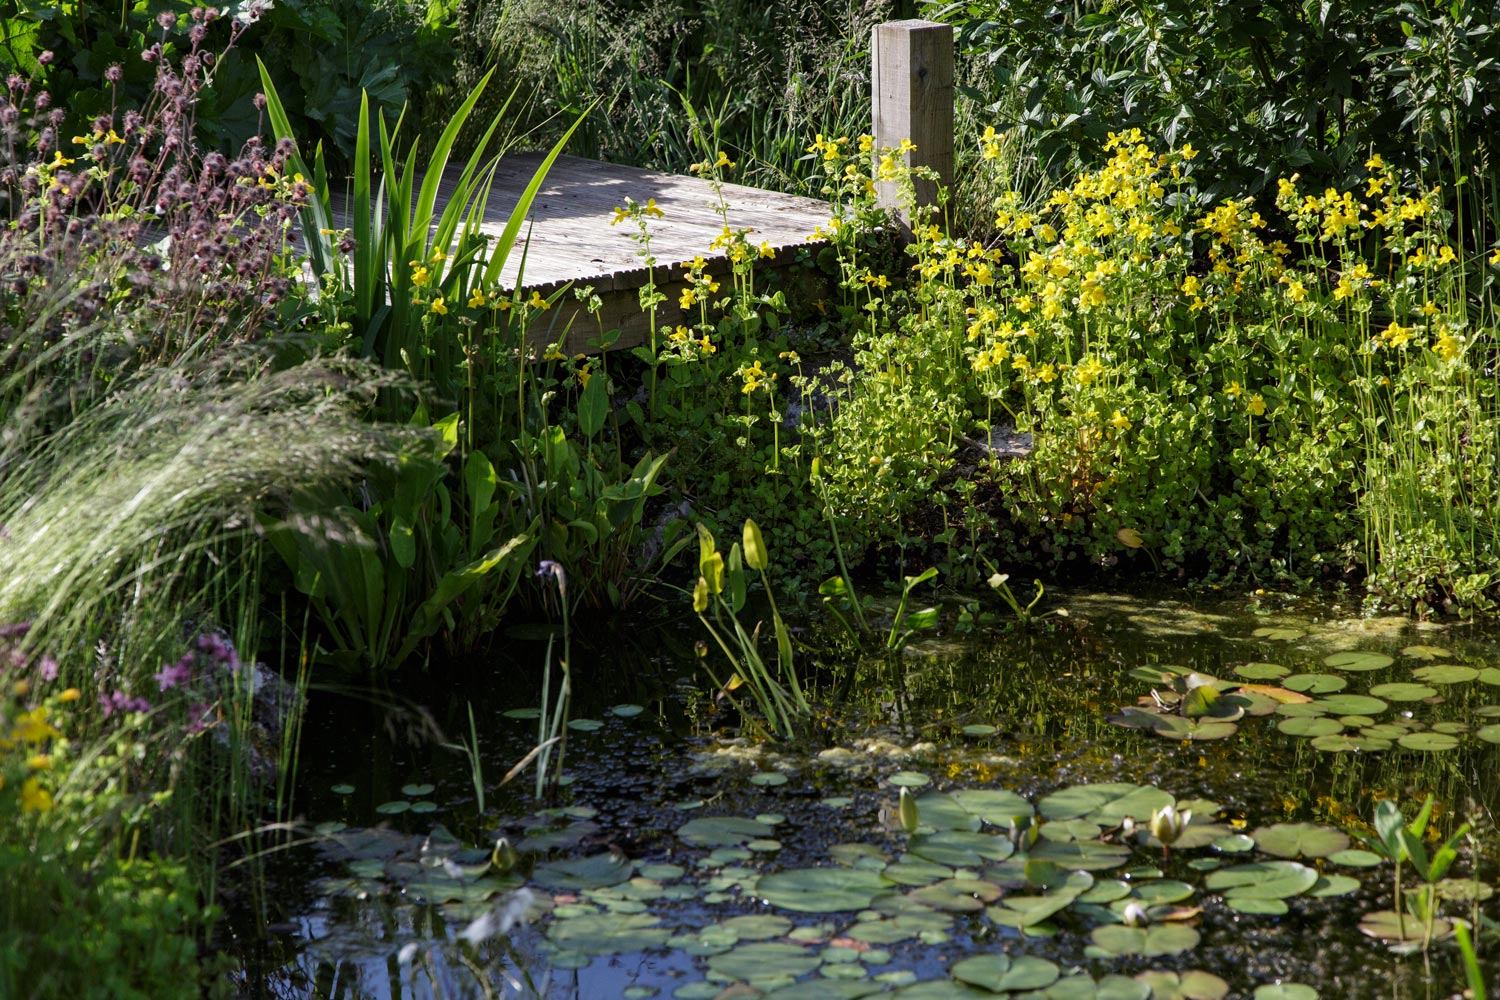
[
  {"x1": 1368, "y1": 683, "x2": 1437, "y2": 702},
  {"x1": 1251, "y1": 824, "x2": 1349, "y2": 859},
  {"x1": 1283, "y1": 673, "x2": 1346, "y2": 694},
  {"x1": 1397, "y1": 731, "x2": 1461, "y2": 751},
  {"x1": 1412, "y1": 665, "x2": 1479, "y2": 685},
  {"x1": 1323, "y1": 651, "x2": 1394, "y2": 672},
  {"x1": 1135, "y1": 970, "x2": 1230, "y2": 1000},
  {"x1": 1089, "y1": 924, "x2": 1200, "y2": 957},
  {"x1": 951, "y1": 954, "x2": 1060, "y2": 992},
  {"x1": 1277, "y1": 717, "x2": 1343, "y2": 738}
]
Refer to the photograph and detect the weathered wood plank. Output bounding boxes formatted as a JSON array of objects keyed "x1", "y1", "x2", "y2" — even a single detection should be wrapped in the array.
[{"x1": 872, "y1": 20, "x2": 954, "y2": 228}]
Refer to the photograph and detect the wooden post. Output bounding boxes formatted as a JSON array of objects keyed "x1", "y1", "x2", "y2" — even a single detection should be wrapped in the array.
[{"x1": 872, "y1": 19, "x2": 954, "y2": 231}]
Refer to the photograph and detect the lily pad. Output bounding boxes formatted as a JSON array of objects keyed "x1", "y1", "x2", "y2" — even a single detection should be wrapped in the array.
[
  {"x1": 375, "y1": 800, "x2": 410, "y2": 815},
  {"x1": 914, "y1": 792, "x2": 983, "y2": 832},
  {"x1": 547, "y1": 911, "x2": 670, "y2": 955},
  {"x1": 951, "y1": 955, "x2": 1060, "y2": 992},
  {"x1": 532, "y1": 852, "x2": 634, "y2": 890},
  {"x1": 1134, "y1": 970, "x2": 1229, "y2": 1000},
  {"x1": 1397, "y1": 731, "x2": 1460, "y2": 751},
  {"x1": 1253, "y1": 626, "x2": 1305, "y2": 641},
  {"x1": 1234, "y1": 663, "x2": 1290, "y2": 680},
  {"x1": 1312, "y1": 694, "x2": 1387, "y2": 716},
  {"x1": 1253, "y1": 986, "x2": 1319, "y2": 1000},
  {"x1": 1250, "y1": 824, "x2": 1349, "y2": 859},
  {"x1": 1323, "y1": 651, "x2": 1394, "y2": 672},
  {"x1": 1283, "y1": 673, "x2": 1345, "y2": 693},
  {"x1": 1277, "y1": 717, "x2": 1343, "y2": 738},
  {"x1": 1359, "y1": 910, "x2": 1452, "y2": 943},
  {"x1": 1401, "y1": 645, "x2": 1451, "y2": 660},
  {"x1": 678, "y1": 816, "x2": 775, "y2": 847},
  {"x1": 1043, "y1": 975, "x2": 1151, "y2": 1000},
  {"x1": 1038, "y1": 785, "x2": 1174, "y2": 825},
  {"x1": 1309, "y1": 734, "x2": 1393, "y2": 752},
  {"x1": 909, "y1": 878, "x2": 1003, "y2": 912},
  {"x1": 1477, "y1": 724, "x2": 1500, "y2": 744},
  {"x1": 1308, "y1": 875, "x2": 1361, "y2": 897},
  {"x1": 1144, "y1": 715, "x2": 1239, "y2": 741},
  {"x1": 1205, "y1": 861, "x2": 1319, "y2": 900},
  {"x1": 951, "y1": 789, "x2": 1033, "y2": 826},
  {"x1": 1031, "y1": 839, "x2": 1133, "y2": 872},
  {"x1": 1367, "y1": 683, "x2": 1437, "y2": 702},
  {"x1": 1327, "y1": 849, "x2": 1383, "y2": 867},
  {"x1": 610, "y1": 704, "x2": 645, "y2": 717},
  {"x1": 567, "y1": 718, "x2": 604, "y2": 732},
  {"x1": 756, "y1": 868, "x2": 891, "y2": 912},
  {"x1": 1089, "y1": 923, "x2": 1200, "y2": 957},
  {"x1": 1411, "y1": 665, "x2": 1479, "y2": 685},
  {"x1": 708, "y1": 942, "x2": 821, "y2": 982},
  {"x1": 890, "y1": 771, "x2": 933, "y2": 788},
  {"x1": 750, "y1": 771, "x2": 789, "y2": 787},
  {"x1": 911, "y1": 831, "x2": 1015, "y2": 867},
  {"x1": 330, "y1": 783, "x2": 355, "y2": 795},
  {"x1": 962, "y1": 724, "x2": 999, "y2": 737}
]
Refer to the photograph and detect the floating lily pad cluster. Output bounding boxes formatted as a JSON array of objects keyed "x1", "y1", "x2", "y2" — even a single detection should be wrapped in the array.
[
  {"x1": 1108, "y1": 644, "x2": 1500, "y2": 753},
  {"x1": 522, "y1": 782, "x2": 1342, "y2": 998}
]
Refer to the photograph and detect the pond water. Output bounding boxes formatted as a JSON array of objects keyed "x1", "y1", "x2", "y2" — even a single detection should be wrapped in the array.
[{"x1": 228, "y1": 588, "x2": 1500, "y2": 999}]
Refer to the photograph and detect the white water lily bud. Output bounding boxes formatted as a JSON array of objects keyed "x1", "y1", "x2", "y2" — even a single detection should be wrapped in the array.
[
  {"x1": 1121, "y1": 901, "x2": 1149, "y2": 927},
  {"x1": 898, "y1": 786, "x2": 920, "y2": 834},
  {"x1": 1148, "y1": 804, "x2": 1191, "y2": 847},
  {"x1": 491, "y1": 836, "x2": 518, "y2": 873}
]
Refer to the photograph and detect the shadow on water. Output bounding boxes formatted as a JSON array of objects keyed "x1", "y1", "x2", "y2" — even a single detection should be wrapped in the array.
[{"x1": 227, "y1": 587, "x2": 1500, "y2": 999}]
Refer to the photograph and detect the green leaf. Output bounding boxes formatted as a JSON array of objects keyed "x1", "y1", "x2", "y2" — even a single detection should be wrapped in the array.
[
  {"x1": 754, "y1": 868, "x2": 890, "y2": 913},
  {"x1": 576, "y1": 369, "x2": 610, "y2": 438}
]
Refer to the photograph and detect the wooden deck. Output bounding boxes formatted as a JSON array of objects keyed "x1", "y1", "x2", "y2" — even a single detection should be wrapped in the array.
[{"x1": 395, "y1": 153, "x2": 835, "y2": 356}]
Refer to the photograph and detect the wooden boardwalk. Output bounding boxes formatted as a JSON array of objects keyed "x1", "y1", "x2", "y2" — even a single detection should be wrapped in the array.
[{"x1": 413, "y1": 153, "x2": 835, "y2": 356}]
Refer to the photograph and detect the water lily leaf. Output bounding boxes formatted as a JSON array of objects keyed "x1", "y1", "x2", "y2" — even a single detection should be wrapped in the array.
[
  {"x1": 830, "y1": 843, "x2": 890, "y2": 868},
  {"x1": 952, "y1": 954, "x2": 1060, "y2": 992},
  {"x1": 1274, "y1": 702, "x2": 1329, "y2": 718},
  {"x1": 1253, "y1": 626, "x2": 1305, "y2": 641},
  {"x1": 1478, "y1": 724, "x2": 1500, "y2": 744},
  {"x1": 1312, "y1": 694, "x2": 1387, "y2": 716},
  {"x1": 610, "y1": 704, "x2": 645, "y2": 717},
  {"x1": 750, "y1": 771, "x2": 788, "y2": 786},
  {"x1": 1359, "y1": 910, "x2": 1452, "y2": 943},
  {"x1": 1397, "y1": 731, "x2": 1460, "y2": 751},
  {"x1": 1039, "y1": 818, "x2": 1103, "y2": 842},
  {"x1": 755, "y1": 868, "x2": 890, "y2": 912},
  {"x1": 882, "y1": 858, "x2": 954, "y2": 886},
  {"x1": 914, "y1": 792, "x2": 984, "y2": 832},
  {"x1": 532, "y1": 852, "x2": 633, "y2": 890},
  {"x1": 678, "y1": 816, "x2": 775, "y2": 847},
  {"x1": 1039, "y1": 785, "x2": 1175, "y2": 825},
  {"x1": 1148, "y1": 715, "x2": 1239, "y2": 740},
  {"x1": 567, "y1": 718, "x2": 603, "y2": 732},
  {"x1": 1480, "y1": 669, "x2": 1500, "y2": 686},
  {"x1": 375, "y1": 800, "x2": 410, "y2": 814},
  {"x1": 1282, "y1": 674, "x2": 1345, "y2": 694},
  {"x1": 1411, "y1": 665, "x2": 1479, "y2": 685},
  {"x1": 1212, "y1": 834, "x2": 1256, "y2": 853},
  {"x1": 910, "y1": 878, "x2": 1003, "y2": 912},
  {"x1": 951, "y1": 789, "x2": 1033, "y2": 826},
  {"x1": 1128, "y1": 880, "x2": 1195, "y2": 905},
  {"x1": 1327, "y1": 849, "x2": 1383, "y2": 867},
  {"x1": 1251, "y1": 823, "x2": 1349, "y2": 859},
  {"x1": 1435, "y1": 878, "x2": 1495, "y2": 903},
  {"x1": 1234, "y1": 663, "x2": 1290, "y2": 680},
  {"x1": 503, "y1": 707, "x2": 541, "y2": 720},
  {"x1": 1220, "y1": 690, "x2": 1282, "y2": 716},
  {"x1": 1253, "y1": 985, "x2": 1319, "y2": 1000},
  {"x1": 1277, "y1": 717, "x2": 1343, "y2": 738},
  {"x1": 1031, "y1": 839, "x2": 1132, "y2": 872},
  {"x1": 1400, "y1": 645, "x2": 1451, "y2": 661},
  {"x1": 1078, "y1": 880, "x2": 1131, "y2": 904},
  {"x1": 910, "y1": 831, "x2": 1014, "y2": 867},
  {"x1": 891, "y1": 980, "x2": 993, "y2": 998},
  {"x1": 1367, "y1": 683, "x2": 1437, "y2": 702},
  {"x1": 1205, "y1": 861, "x2": 1318, "y2": 900},
  {"x1": 410, "y1": 801, "x2": 438, "y2": 814},
  {"x1": 1134, "y1": 970, "x2": 1229, "y2": 1000},
  {"x1": 331, "y1": 783, "x2": 355, "y2": 795},
  {"x1": 1434, "y1": 721, "x2": 1471, "y2": 735},
  {"x1": 962, "y1": 724, "x2": 999, "y2": 736},
  {"x1": 1323, "y1": 651, "x2": 1394, "y2": 672},
  {"x1": 1226, "y1": 897, "x2": 1287, "y2": 915},
  {"x1": 1043, "y1": 974, "x2": 1151, "y2": 1000},
  {"x1": 1089, "y1": 923, "x2": 1200, "y2": 957},
  {"x1": 1307, "y1": 875, "x2": 1361, "y2": 897},
  {"x1": 547, "y1": 911, "x2": 670, "y2": 955},
  {"x1": 1309, "y1": 734, "x2": 1393, "y2": 752},
  {"x1": 708, "y1": 942, "x2": 821, "y2": 983},
  {"x1": 890, "y1": 770, "x2": 932, "y2": 788}
]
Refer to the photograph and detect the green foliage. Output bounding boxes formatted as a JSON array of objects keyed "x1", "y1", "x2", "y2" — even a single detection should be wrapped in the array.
[{"x1": 2, "y1": 0, "x2": 460, "y2": 171}]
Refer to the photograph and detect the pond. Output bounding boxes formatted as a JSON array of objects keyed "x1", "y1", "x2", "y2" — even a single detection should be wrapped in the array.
[{"x1": 228, "y1": 588, "x2": 1500, "y2": 999}]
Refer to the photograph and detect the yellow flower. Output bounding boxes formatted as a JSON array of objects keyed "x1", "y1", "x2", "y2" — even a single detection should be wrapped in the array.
[
  {"x1": 1284, "y1": 278, "x2": 1308, "y2": 303},
  {"x1": 528, "y1": 290, "x2": 551, "y2": 311},
  {"x1": 1179, "y1": 143, "x2": 1198, "y2": 161},
  {"x1": 1365, "y1": 153, "x2": 1385, "y2": 171},
  {"x1": 1381, "y1": 321, "x2": 1414, "y2": 349},
  {"x1": 1490, "y1": 248, "x2": 1500, "y2": 266},
  {"x1": 429, "y1": 296, "x2": 448, "y2": 315},
  {"x1": 679, "y1": 288, "x2": 698, "y2": 309},
  {"x1": 1247, "y1": 394, "x2": 1266, "y2": 416},
  {"x1": 1225, "y1": 381, "x2": 1243, "y2": 398},
  {"x1": 58, "y1": 688, "x2": 80, "y2": 702},
  {"x1": 411, "y1": 265, "x2": 431, "y2": 287},
  {"x1": 11, "y1": 707, "x2": 59, "y2": 744},
  {"x1": 27, "y1": 754, "x2": 51, "y2": 771},
  {"x1": 468, "y1": 288, "x2": 487, "y2": 308},
  {"x1": 713, "y1": 151, "x2": 734, "y2": 170},
  {"x1": 20, "y1": 776, "x2": 52, "y2": 813},
  {"x1": 1110, "y1": 409, "x2": 1132, "y2": 431},
  {"x1": 758, "y1": 241, "x2": 775, "y2": 259},
  {"x1": 611, "y1": 204, "x2": 629, "y2": 225},
  {"x1": 1033, "y1": 363, "x2": 1057, "y2": 384},
  {"x1": 1180, "y1": 275, "x2": 1200, "y2": 298},
  {"x1": 1076, "y1": 357, "x2": 1106, "y2": 386},
  {"x1": 699, "y1": 336, "x2": 716, "y2": 355},
  {"x1": 1434, "y1": 333, "x2": 1461, "y2": 361},
  {"x1": 645, "y1": 198, "x2": 665, "y2": 218}
]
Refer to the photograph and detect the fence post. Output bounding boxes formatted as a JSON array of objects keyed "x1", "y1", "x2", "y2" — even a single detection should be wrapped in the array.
[{"x1": 872, "y1": 19, "x2": 954, "y2": 231}]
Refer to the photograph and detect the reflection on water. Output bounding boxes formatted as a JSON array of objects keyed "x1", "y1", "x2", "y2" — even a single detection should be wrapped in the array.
[{"x1": 230, "y1": 589, "x2": 1500, "y2": 998}]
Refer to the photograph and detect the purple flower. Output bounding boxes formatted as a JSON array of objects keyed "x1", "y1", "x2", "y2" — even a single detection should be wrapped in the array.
[
  {"x1": 155, "y1": 653, "x2": 194, "y2": 691},
  {"x1": 100, "y1": 689, "x2": 152, "y2": 718},
  {"x1": 36, "y1": 655, "x2": 57, "y2": 682},
  {"x1": 536, "y1": 560, "x2": 567, "y2": 595},
  {"x1": 185, "y1": 702, "x2": 215, "y2": 736}
]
